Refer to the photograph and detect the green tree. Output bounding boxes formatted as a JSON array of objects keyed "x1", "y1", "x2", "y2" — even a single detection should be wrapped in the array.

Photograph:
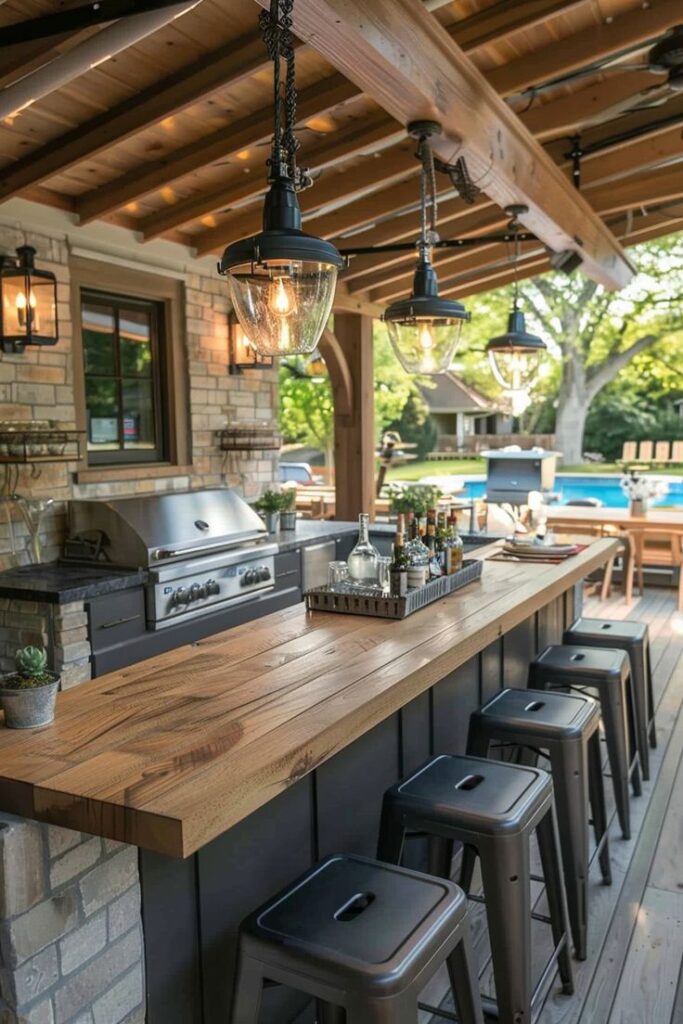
[{"x1": 278, "y1": 358, "x2": 335, "y2": 468}]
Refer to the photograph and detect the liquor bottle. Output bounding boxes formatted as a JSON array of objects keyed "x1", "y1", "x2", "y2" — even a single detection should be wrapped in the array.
[
  {"x1": 390, "y1": 529, "x2": 409, "y2": 597},
  {"x1": 406, "y1": 515, "x2": 429, "y2": 588},
  {"x1": 436, "y1": 511, "x2": 450, "y2": 574},
  {"x1": 347, "y1": 513, "x2": 380, "y2": 585},
  {"x1": 447, "y1": 510, "x2": 464, "y2": 573},
  {"x1": 424, "y1": 510, "x2": 443, "y2": 578}
]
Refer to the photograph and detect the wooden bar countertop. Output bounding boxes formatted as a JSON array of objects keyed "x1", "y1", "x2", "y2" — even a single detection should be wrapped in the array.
[{"x1": 0, "y1": 539, "x2": 616, "y2": 858}]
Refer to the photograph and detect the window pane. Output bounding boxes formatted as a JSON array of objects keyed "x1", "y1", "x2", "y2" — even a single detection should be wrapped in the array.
[
  {"x1": 86, "y1": 378, "x2": 120, "y2": 450},
  {"x1": 122, "y1": 379, "x2": 156, "y2": 451},
  {"x1": 82, "y1": 303, "x2": 115, "y2": 376},
  {"x1": 119, "y1": 307, "x2": 153, "y2": 377}
]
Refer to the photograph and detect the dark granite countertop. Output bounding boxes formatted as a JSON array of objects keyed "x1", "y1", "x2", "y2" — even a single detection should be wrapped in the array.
[
  {"x1": 272, "y1": 519, "x2": 357, "y2": 551},
  {"x1": 0, "y1": 563, "x2": 149, "y2": 604}
]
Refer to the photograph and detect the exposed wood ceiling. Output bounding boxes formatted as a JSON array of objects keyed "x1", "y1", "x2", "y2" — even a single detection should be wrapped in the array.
[{"x1": 0, "y1": 0, "x2": 682, "y2": 301}]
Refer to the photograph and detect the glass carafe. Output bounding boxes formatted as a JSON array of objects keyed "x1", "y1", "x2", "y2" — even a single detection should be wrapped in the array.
[{"x1": 347, "y1": 513, "x2": 380, "y2": 585}]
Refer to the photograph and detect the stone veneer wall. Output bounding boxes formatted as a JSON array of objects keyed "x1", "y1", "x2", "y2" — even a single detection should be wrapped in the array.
[
  {"x1": 0, "y1": 214, "x2": 279, "y2": 572},
  {"x1": 0, "y1": 816, "x2": 143, "y2": 1024},
  {"x1": 0, "y1": 202, "x2": 281, "y2": 1022}
]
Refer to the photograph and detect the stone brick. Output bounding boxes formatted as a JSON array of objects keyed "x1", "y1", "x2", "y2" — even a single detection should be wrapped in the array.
[
  {"x1": 0, "y1": 819, "x2": 45, "y2": 918},
  {"x1": 47, "y1": 827, "x2": 81, "y2": 860},
  {"x1": 107, "y1": 886, "x2": 140, "y2": 943},
  {"x1": 0, "y1": 996, "x2": 54, "y2": 1023},
  {"x1": 2, "y1": 890, "x2": 78, "y2": 966},
  {"x1": 0, "y1": 946, "x2": 58, "y2": 1008},
  {"x1": 59, "y1": 912, "x2": 107, "y2": 975},
  {"x1": 50, "y1": 839, "x2": 101, "y2": 890},
  {"x1": 53, "y1": 929, "x2": 141, "y2": 1024},
  {"x1": 79, "y1": 850, "x2": 138, "y2": 918},
  {"x1": 92, "y1": 963, "x2": 143, "y2": 1024}
]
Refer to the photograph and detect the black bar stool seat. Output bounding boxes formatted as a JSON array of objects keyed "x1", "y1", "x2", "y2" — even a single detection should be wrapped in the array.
[
  {"x1": 231, "y1": 853, "x2": 484, "y2": 1024},
  {"x1": 377, "y1": 755, "x2": 573, "y2": 1024},
  {"x1": 467, "y1": 687, "x2": 611, "y2": 961},
  {"x1": 528, "y1": 644, "x2": 642, "y2": 840},
  {"x1": 564, "y1": 617, "x2": 657, "y2": 779}
]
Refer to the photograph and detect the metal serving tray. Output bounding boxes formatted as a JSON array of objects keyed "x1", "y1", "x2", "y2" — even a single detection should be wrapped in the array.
[{"x1": 304, "y1": 558, "x2": 483, "y2": 619}]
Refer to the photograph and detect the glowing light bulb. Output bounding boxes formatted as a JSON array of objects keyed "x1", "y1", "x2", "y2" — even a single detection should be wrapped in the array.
[
  {"x1": 15, "y1": 291, "x2": 27, "y2": 328},
  {"x1": 418, "y1": 322, "x2": 434, "y2": 351},
  {"x1": 271, "y1": 275, "x2": 295, "y2": 317}
]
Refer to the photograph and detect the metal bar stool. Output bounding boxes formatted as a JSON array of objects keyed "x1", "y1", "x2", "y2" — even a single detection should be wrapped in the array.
[
  {"x1": 563, "y1": 617, "x2": 657, "y2": 780},
  {"x1": 377, "y1": 754, "x2": 574, "y2": 1024},
  {"x1": 466, "y1": 687, "x2": 611, "y2": 961},
  {"x1": 528, "y1": 645, "x2": 641, "y2": 840},
  {"x1": 230, "y1": 853, "x2": 484, "y2": 1024}
]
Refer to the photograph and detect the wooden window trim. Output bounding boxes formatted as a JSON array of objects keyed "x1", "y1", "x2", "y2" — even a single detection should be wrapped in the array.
[{"x1": 71, "y1": 258, "x2": 191, "y2": 477}]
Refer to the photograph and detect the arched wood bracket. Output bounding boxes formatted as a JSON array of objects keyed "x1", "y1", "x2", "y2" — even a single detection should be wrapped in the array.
[{"x1": 318, "y1": 326, "x2": 353, "y2": 420}]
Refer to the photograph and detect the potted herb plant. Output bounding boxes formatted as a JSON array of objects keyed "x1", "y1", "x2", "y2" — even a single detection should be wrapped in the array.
[
  {"x1": 0, "y1": 646, "x2": 59, "y2": 729},
  {"x1": 254, "y1": 489, "x2": 291, "y2": 534},
  {"x1": 279, "y1": 487, "x2": 297, "y2": 531},
  {"x1": 387, "y1": 483, "x2": 443, "y2": 520}
]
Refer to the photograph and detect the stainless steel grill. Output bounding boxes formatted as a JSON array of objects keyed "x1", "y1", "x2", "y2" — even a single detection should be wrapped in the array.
[{"x1": 67, "y1": 488, "x2": 277, "y2": 628}]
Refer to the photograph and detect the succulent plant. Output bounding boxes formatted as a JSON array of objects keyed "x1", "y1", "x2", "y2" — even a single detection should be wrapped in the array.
[{"x1": 4, "y1": 646, "x2": 53, "y2": 690}]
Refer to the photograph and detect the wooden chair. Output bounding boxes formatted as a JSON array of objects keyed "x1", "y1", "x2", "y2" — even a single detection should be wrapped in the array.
[
  {"x1": 654, "y1": 440, "x2": 671, "y2": 464},
  {"x1": 637, "y1": 440, "x2": 654, "y2": 462},
  {"x1": 671, "y1": 440, "x2": 683, "y2": 463},
  {"x1": 621, "y1": 441, "x2": 637, "y2": 463}
]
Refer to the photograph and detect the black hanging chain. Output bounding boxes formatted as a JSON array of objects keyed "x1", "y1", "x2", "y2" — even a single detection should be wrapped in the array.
[
  {"x1": 416, "y1": 134, "x2": 439, "y2": 258},
  {"x1": 259, "y1": 0, "x2": 309, "y2": 188}
]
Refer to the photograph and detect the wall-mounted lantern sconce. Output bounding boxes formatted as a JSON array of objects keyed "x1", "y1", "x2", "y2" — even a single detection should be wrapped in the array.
[
  {"x1": 228, "y1": 310, "x2": 274, "y2": 374},
  {"x1": 0, "y1": 246, "x2": 58, "y2": 354}
]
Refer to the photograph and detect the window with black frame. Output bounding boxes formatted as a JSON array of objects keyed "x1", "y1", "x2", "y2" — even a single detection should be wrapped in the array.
[{"x1": 80, "y1": 290, "x2": 166, "y2": 465}]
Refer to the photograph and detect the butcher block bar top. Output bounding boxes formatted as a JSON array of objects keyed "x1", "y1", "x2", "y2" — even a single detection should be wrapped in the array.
[{"x1": 0, "y1": 539, "x2": 616, "y2": 858}]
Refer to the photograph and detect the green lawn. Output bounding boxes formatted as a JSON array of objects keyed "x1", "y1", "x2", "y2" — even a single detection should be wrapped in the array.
[{"x1": 386, "y1": 458, "x2": 683, "y2": 481}]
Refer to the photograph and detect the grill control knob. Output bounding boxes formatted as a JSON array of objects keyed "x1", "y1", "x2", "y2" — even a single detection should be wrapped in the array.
[
  {"x1": 258, "y1": 566, "x2": 271, "y2": 582},
  {"x1": 206, "y1": 578, "x2": 220, "y2": 596},
  {"x1": 190, "y1": 583, "x2": 206, "y2": 601},
  {"x1": 174, "y1": 587, "x2": 190, "y2": 605},
  {"x1": 243, "y1": 569, "x2": 257, "y2": 586}
]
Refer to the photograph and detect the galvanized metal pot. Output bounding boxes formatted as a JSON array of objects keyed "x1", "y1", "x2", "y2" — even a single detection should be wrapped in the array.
[
  {"x1": 280, "y1": 510, "x2": 297, "y2": 531},
  {"x1": 263, "y1": 511, "x2": 280, "y2": 534},
  {"x1": 0, "y1": 671, "x2": 60, "y2": 729}
]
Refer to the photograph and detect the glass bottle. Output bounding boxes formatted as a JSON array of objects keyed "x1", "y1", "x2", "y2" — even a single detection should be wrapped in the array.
[
  {"x1": 425, "y1": 509, "x2": 443, "y2": 579},
  {"x1": 389, "y1": 528, "x2": 409, "y2": 597},
  {"x1": 447, "y1": 510, "x2": 464, "y2": 574},
  {"x1": 406, "y1": 515, "x2": 430, "y2": 588},
  {"x1": 347, "y1": 513, "x2": 380, "y2": 585}
]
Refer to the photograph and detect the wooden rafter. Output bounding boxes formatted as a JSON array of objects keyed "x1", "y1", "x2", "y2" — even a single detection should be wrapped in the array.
[
  {"x1": 588, "y1": 165, "x2": 683, "y2": 217},
  {"x1": 0, "y1": 28, "x2": 275, "y2": 203},
  {"x1": 141, "y1": 114, "x2": 404, "y2": 239},
  {"x1": 252, "y1": 0, "x2": 633, "y2": 290}
]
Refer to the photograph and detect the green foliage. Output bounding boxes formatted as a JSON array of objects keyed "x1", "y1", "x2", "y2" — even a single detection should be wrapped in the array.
[
  {"x1": 385, "y1": 393, "x2": 437, "y2": 459},
  {"x1": 373, "y1": 326, "x2": 433, "y2": 434},
  {"x1": 387, "y1": 483, "x2": 443, "y2": 518},
  {"x1": 5, "y1": 646, "x2": 53, "y2": 689},
  {"x1": 278, "y1": 357, "x2": 335, "y2": 463},
  {"x1": 254, "y1": 489, "x2": 292, "y2": 513}
]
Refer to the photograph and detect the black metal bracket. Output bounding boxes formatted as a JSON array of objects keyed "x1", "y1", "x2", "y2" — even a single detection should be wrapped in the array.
[
  {"x1": 0, "y1": 0, "x2": 190, "y2": 48},
  {"x1": 338, "y1": 232, "x2": 536, "y2": 259}
]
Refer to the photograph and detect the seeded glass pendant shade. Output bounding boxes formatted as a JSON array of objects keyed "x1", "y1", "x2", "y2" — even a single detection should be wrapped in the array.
[
  {"x1": 219, "y1": 0, "x2": 342, "y2": 357},
  {"x1": 382, "y1": 122, "x2": 469, "y2": 375},
  {"x1": 384, "y1": 257, "x2": 469, "y2": 374},
  {"x1": 486, "y1": 308, "x2": 547, "y2": 392}
]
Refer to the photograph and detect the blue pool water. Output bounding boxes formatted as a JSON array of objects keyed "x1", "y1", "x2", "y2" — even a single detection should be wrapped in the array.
[{"x1": 460, "y1": 474, "x2": 683, "y2": 509}]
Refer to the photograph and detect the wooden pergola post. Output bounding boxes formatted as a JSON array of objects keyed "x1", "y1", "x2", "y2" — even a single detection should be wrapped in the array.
[{"x1": 331, "y1": 312, "x2": 376, "y2": 521}]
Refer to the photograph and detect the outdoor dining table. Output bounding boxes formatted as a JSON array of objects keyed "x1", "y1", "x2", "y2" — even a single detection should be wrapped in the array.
[{"x1": 546, "y1": 505, "x2": 683, "y2": 606}]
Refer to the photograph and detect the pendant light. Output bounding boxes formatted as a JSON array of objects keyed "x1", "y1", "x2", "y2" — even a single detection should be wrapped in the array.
[
  {"x1": 219, "y1": 0, "x2": 342, "y2": 357},
  {"x1": 382, "y1": 122, "x2": 470, "y2": 375},
  {"x1": 486, "y1": 205, "x2": 547, "y2": 399},
  {"x1": 0, "y1": 246, "x2": 58, "y2": 354}
]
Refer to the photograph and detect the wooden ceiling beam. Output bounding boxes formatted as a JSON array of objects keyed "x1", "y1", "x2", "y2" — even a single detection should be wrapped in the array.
[
  {"x1": 141, "y1": 114, "x2": 404, "y2": 239},
  {"x1": 487, "y1": 0, "x2": 683, "y2": 98},
  {"x1": 587, "y1": 165, "x2": 683, "y2": 217},
  {"x1": 193, "y1": 142, "x2": 419, "y2": 256},
  {"x1": 0, "y1": 27, "x2": 276, "y2": 203},
  {"x1": 450, "y1": 0, "x2": 592, "y2": 53},
  {"x1": 253, "y1": 0, "x2": 632, "y2": 290},
  {"x1": 76, "y1": 74, "x2": 358, "y2": 224}
]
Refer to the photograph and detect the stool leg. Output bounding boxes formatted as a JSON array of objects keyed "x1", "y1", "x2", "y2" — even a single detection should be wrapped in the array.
[
  {"x1": 587, "y1": 731, "x2": 612, "y2": 886},
  {"x1": 624, "y1": 670, "x2": 643, "y2": 798},
  {"x1": 536, "y1": 807, "x2": 574, "y2": 995},
  {"x1": 459, "y1": 844, "x2": 478, "y2": 894},
  {"x1": 479, "y1": 835, "x2": 532, "y2": 1024},
  {"x1": 596, "y1": 680, "x2": 632, "y2": 839},
  {"x1": 231, "y1": 953, "x2": 264, "y2": 1023},
  {"x1": 318, "y1": 1003, "x2": 346, "y2": 1024},
  {"x1": 344, "y1": 996, "x2": 413, "y2": 1024},
  {"x1": 646, "y1": 644, "x2": 657, "y2": 749},
  {"x1": 447, "y1": 929, "x2": 485, "y2": 1024},
  {"x1": 628, "y1": 658, "x2": 651, "y2": 781},
  {"x1": 376, "y1": 799, "x2": 405, "y2": 864},
  {"x1": 549, "y1": 740, "x2": 589, "y2": 960},
  {"x1": 428, "y1": 836, "x2": 454, "y2": 878}
]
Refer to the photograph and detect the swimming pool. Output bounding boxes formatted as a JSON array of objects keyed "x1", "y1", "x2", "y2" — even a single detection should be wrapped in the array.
[{"x1": 460, "y1": 474, "x2": 683, "y2": 509}]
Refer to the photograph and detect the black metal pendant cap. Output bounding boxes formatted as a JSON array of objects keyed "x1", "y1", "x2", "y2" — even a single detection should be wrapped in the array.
[
  {"x1": 487, "y1": 309, "x2": 547, "y2": 352},
  {"x1": 220, "y1": 174, "x2": 343, "y2": 272},
  {"x1": 383, "y1": 257, "x2": 469, "y2": 323}
]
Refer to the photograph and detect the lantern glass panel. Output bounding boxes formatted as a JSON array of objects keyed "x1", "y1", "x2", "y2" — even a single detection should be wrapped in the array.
[
  {"x1": 228, "y1": 259, "x2": 338, "y2": 356},
  {"x1": 386, "y1": 316, "x2": 465, "y2": 375}
]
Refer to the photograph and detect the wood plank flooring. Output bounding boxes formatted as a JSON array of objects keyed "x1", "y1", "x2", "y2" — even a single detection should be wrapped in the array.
[{"x1": 431, "y1": 585, "x2": 683, "y2": 1024}]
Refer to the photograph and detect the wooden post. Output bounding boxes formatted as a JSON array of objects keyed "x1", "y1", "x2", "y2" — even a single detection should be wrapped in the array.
[{"x1": 332, "y1": 313, "x2": 375, "y2": 521}]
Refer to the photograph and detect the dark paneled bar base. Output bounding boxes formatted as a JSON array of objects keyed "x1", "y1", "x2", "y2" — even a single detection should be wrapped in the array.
[{"x1": 140, "y1": 588, "x2": 575, "y2": 1024}]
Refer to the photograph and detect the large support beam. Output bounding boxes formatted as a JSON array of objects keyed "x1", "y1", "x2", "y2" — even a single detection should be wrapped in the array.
[
  {"x1": 331, "y1": 314, "x2": 375, "y2": 522},
  {"x1": 255, "y1": 0, "x2": 633, "y2": 290}
]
